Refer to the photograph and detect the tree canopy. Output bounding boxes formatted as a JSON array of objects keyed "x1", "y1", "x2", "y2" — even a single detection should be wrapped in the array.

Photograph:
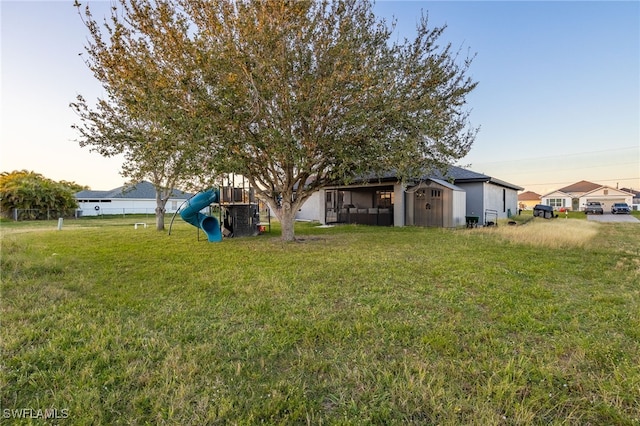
[
  {"x1": 71, "y1": 0, "x2": 213, "y2": 230},
  {"x1": 73, "y1": 0, "x2": 478, "y2": 240},
  {"x1": 0, "y1": 170, "x2": 81, "y2": 220}
]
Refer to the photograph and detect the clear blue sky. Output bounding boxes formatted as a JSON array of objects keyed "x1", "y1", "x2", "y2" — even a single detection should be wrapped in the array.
[{"x1": 1, "y1": 1, "x2": 639, "y2": 195}]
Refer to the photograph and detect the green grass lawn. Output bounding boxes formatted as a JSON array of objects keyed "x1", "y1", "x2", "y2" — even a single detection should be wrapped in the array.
[{"x1": 1, "y1": 216, "x2": 639, "y2": 424}]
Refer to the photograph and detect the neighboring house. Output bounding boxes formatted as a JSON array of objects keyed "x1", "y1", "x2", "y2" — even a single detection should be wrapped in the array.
[
  {"x1": 518, "y1": 191, "x2": 541, "y2": 210},
  {"x1": 296, "y1": 166, "x2": 522, "y2": 227},
  {"x1": 540, "y1": 180, "x2": 599, "y2": 211},
  {"x1": 620, "y1": 188, "x2": 640, "y2": 210},
  {"x1": 76, "y1": 181, "x2": 192, "y2": 216},
  {"x1": 541, "y1": 180, "x2": 634, "y2": 212}
]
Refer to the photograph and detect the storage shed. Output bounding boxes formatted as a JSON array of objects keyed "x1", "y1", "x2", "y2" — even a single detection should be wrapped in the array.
[{"x1": 405, "y1": 179, "x2": 466, "y2": 228}]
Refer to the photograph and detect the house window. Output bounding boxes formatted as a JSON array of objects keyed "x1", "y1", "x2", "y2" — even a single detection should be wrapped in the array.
[
  {"x1": 604, "y1": 189, "x2": 609, "y2": 195},
  {"x1": 171, "y1": 201, "x2": 178, "y2": 210},
  {"x1": 376, "y1": 190, "x2": 394, "y2": 208},
  {"x1": 548, "y1": 199, "x2": 564, "y2": 208}
]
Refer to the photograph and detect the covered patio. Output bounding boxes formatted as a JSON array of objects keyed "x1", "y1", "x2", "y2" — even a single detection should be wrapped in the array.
[{"x1": 324, "y1": 185, "x2": 395, "y2": 226}]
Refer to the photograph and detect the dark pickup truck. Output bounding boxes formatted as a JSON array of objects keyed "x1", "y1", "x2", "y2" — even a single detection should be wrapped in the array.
[{"x1": 584, "y1": 202, "x2": 604, "y2": 215}]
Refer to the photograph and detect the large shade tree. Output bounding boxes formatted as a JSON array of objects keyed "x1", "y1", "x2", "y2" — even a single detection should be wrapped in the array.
[
  {"x1": 74, "y1": 0, "x2": 478, "y2": 240},
  {"x1": 71, "y1": 0, "x2": 213, "y2": 230}
]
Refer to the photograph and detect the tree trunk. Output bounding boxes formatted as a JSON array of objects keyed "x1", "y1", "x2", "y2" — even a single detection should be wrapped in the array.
[
  {"x1": 277, "y1": 201, "x2": 297, "y2": 241},
  {"x1": 155, "y1": 204, "x2": 165, "y2": 231}
]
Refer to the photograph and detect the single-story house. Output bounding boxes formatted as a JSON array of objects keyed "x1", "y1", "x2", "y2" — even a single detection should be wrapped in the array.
[
  {"x1": 296, "y1": 166, "x2": 523, "y2": 227},
  {"x1": 541, "y1": 180, "x2": 634, "y2": 212},
  {"x1": 620, "y1": 187, "x2": 640, "y2": 210},
  {"x1": 518, "y1": 191, "x2": 541, "y2": 210},
  {"x1": 75, "y1": 181, "x2": 192, "y2": 216}
]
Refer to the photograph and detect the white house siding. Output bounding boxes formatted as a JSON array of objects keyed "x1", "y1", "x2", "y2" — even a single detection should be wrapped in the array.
[
  {"x1": 456, "y1": 182, "x2": 519, "y2": 224},
  {"x1": 452, "y1": 189, "x2": 467, "y2": 227},
  {"x1": 484, "y1": 183, "x2": 516, "y2": 220},
  {"x1": 296, "y1": 190, "x2": 323, "y2": 222},
  {"x1": 541, "y1": 191, "x2": 572, "y2": 210},
  {"x1": 76, "y1": 181, "x2": 191, "y2": 217},
  {"x1": 504, "y1": 185, "x2": 520, "y2": 217},
  {"x1": 579, "y1": 187, "x2": 633, "y2": 212},
  {"x1": 77, "y1": 201, "x2": 110, "y2": 216},
  {"x1": 78, "y1": 198, "x2": 185, "y2": 217}
]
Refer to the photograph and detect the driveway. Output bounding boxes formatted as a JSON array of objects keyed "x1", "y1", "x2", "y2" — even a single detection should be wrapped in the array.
[{"x1": 587, "y1": 213, "x2": 640, "y2": 223}]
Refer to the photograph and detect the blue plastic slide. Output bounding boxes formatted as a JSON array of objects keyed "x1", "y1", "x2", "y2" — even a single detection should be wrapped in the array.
[{"x1": 180, "y1": 188, "x2": 222, "y2": 242}]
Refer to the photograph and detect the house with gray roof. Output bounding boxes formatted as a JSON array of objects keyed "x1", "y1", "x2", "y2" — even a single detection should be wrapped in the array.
[
  {"x1": 296, "y1": 166, "x2": 523, "y2": 227},
  {"x1": 75, "y1": 181, "x2": 192, "y2": 216}
]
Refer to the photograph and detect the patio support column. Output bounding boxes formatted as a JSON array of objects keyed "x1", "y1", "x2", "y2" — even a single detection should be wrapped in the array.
[
  {"x1": 394, "y1": 183, "x2": 405, "y2": 227},
  {"x1": 318, "y1": 189, "x2": 326, "y2": 225}
]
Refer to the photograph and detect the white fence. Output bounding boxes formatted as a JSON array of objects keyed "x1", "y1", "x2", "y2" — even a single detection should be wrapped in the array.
[
  {"x1": 6, "y1": 208, "x2": 157, "y2": 221},
  {"x1": 79, "y1": 207, "x2": 159, "y2": 217}
]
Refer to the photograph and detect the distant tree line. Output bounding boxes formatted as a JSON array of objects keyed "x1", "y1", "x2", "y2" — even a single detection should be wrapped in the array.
[{"x1": 0, "y1": 170, "x2": 86, "y2": 220}]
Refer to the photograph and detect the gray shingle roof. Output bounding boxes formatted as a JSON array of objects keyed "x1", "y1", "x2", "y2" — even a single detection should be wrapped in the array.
[
  {"x1": 439, "y1": 166, "x2": 523, "y2": 191},
  {"x1": 621, "y1": 187, "x2": 640, "y2": 197},
  {"x1": 406, "y1": 178, "x2": 465, "y2": 193},
  {"x1": 76, "y1": 181, "x2": 192, "y2": 200},
  {"x1": 353, "y1": 165, "x2": 523, "y2": 191}
]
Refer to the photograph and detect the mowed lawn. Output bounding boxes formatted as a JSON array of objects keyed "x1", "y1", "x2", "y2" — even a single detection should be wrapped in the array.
[{"x1": 1, "y1": 215, "x2": 639, "y2": 424}]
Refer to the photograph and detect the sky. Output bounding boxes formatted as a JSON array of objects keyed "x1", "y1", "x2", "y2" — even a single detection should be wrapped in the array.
[{"x1": 1, "y1": 0, "x2": 639, "y2": 195}]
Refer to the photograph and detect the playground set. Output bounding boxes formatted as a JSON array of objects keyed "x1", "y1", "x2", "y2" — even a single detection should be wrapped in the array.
[{"x1": 171, "y1": 175, "x2": 269, "y2": 242}]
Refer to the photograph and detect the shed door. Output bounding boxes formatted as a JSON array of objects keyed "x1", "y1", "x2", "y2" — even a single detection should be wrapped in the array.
[{"x1": 414, "y1": 188, "x2": 443, "y2": 227}]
